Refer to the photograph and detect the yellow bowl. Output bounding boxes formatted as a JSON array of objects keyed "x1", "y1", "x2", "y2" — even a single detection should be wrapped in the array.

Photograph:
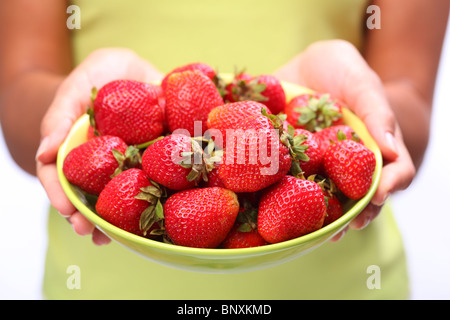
[{"x1": 57, "y1": 79, "x2": 382, "y2": 274}]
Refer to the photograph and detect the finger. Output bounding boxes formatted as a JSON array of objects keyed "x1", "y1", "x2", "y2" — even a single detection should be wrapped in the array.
[
  {"x1": 296, "y1": 40, "x2": 401, "y2": 162},
  {"x1": 349, "y1": 203, "x2": 382, "y2": 230},
  {"x1": 330, "y1": 204, "x2": 381, "y2": 241},
  {"x1": 273, "y1": 54, "x2": 305, "y2": 85},
  {"x1": 92, "y1": 228, "x2": 112, "y2": 246},
  {"x1": 356, "y1": 98, "x2": 399, "y2": 163},
  {"x1": 36, "y1": 83, "x2": 90, "y2": 166},
  {"x1": 83, "y1": 48, "x2": 164, "y2": 85},
  {"x1": 339, "y1": 64, "x2": 401, "y2": 163},
  {"x1": 67, "y1": 211, "x2": 96, "y2": 236},
  {"x1": 371, "y1": 144, "x2": 416, "y2": 206},
  {"x1": 36, "y1": 114, "x2": 75, "y2": 164},
  {"x1": 330, "y1": 203, "x2": 382, "y2": 242},
  {"x1": 329, "y1": 226, "x2": 349, "y2": 242},
  {"x1": 36, "y1": 161, "x2": 76, "y2": 217},
  {"x1": 68, "y1": 214, "x2": 112, "y2": 245},
  {"x1": 356, "y1": 98, "x2": 400, "y2": 163}
]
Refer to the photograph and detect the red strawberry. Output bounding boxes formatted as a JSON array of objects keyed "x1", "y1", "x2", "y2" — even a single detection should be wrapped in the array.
[
  {"x1": 220, "y1": 222, "x2": 266, "y2": 249},
  {"x1": 223, "y1": 71, "x2": 253, "y2": 103},
  {"x1": 86, "y1": 125, "x2": 96, "y2": 140},
  {"x1": 96, "y1": 168, "x2": 165, "y2": 238},
  {"x1": 323, "y1": 194, "x2": 344, "y2": 226},
  {"x1": 206, "y1": 100, "x2": 271, "y2": 149},
  {"x1": 142, "y1": 134, "x2": 194, "y2": 191},
  {"x1": 314, "y1": 124, "x2": 363, "y2": 156},
  {"x1": 285, "y1": 93, "x2": 344, "y2": 132},
  {"x1": 213, "y1": 106, "x2": 310, "y2": 193},
  {"x1": 141, "y1": 134, "x2": 221, "y2": 191},
  {"x1": 222, "y1": 73, "x2": 286, "y2": 114},
  {"x1": 218, "y1": 114, "x2": 292, "y2": 193},
  {"x1": 164, "y1": 187, "x2": 240, "y2": 248},
  {"x1": 220, "y1": 201, "x2": 266, "y2": 249},
  {"x1": 293, "y1": 128, "x2": 323, "y2": 177},
  {"x1": 323, "y1": 137, "x2": 376, "y2": 200},
  {"x1": 312, "y1": 176, "x2": 344, "y2": 227},
  {"x1": 62, "y1": 135, "x2": 138, "y2": 195},
  {"x1": 258, "y1": 175, "x2": 327, "y2": 244},
  {"x1": 254, "y1": 74, "x2": 286, "y2": 115},
  {"x1": 204, "y1": 165, "x2": 226, "y2": 188},
  {"x1": 90, "y1": 80, "x2": 165, "y2": 145},
  {"x1": 160, "y1": 62, "x2": 217, "y2": 92},
  {"x1": 154, "y1": 84, "x2": 168, "y2": 133},
  {"x1": 164, "y1": 70, "x2": 224, "y2": 136}
]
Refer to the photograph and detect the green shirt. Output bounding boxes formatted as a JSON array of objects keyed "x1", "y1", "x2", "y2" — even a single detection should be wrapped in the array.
[{"x1": 43, "y1": 0, "x2": 409, "y2": 299}]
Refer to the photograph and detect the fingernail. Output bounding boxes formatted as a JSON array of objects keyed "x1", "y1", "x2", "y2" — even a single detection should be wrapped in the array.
[
  {"x1": 385, "y1": 132, "x2": 399, "y2": 158},
  {"x1": 330, "y1": 229, "x2": 346, "y2": 242},
  {"x1": 360, "y1": 216, "x2": 372, "y2": 229},
  {"x1": 94, "y1": 233, "x2": 112, "y2": 246},
  {"x1": 60, "y1": 211, "x2": 72, "y2": 219},
  {"x1": 372, "y1": 192, "x2": 390, "y2": 207},
  {"x1": 381, "y1": 192, "x2": 391, "y2": 205},
  {"x1": 35, "y1": 137, "x2": 49, "y2": 161}
]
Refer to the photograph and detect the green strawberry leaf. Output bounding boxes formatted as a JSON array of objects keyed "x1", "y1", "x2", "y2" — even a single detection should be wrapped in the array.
[
  {"x1": 139, "y1": 205, "x2": 157, "y2": 236},
  {"x1": 294, "y1": 94, "x2": 343, "y2": 132},
  {"x1": 111, "y1": 146, "x2": 142, "y2": 178},
  {"x1": 178, "y1": 137, "x2": 223, "y2": 184},
  {"x1": 155, "y1": 199, "x2": 164, "y2": 220},
  {"x1": 90, "y1": 86, "x2": 98, "y2": 103}
]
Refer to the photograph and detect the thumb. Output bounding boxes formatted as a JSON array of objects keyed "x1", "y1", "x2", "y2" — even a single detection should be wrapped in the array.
[
  {"x1": 342, "y1": 69, "x2": 400, "y2": 163},
  {"x1": 294, "y1": 40, "x2": 401, "y2": 162},
  {"x1": 35, "y1": 77, "x2": 90, "y2": 164},
  {"x1": 35, "y1": 114, "x2": 74, "y2": 164},
  {"x1": 343, "y1": 75, "x2": 416, "y2": 206}
]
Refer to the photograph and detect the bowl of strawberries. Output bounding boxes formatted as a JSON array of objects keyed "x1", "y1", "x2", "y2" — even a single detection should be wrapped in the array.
[{"x1": 57, "y1": 62, "x2": 382, "y2": 273}]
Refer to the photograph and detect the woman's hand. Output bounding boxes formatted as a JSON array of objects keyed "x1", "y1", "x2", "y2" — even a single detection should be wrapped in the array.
[
  {"x1": 274, "y1": 40, "x2": 416, "y2": 240},
  {"x1": 36, "y1": 48, "x2": 164, "y2": 245}
]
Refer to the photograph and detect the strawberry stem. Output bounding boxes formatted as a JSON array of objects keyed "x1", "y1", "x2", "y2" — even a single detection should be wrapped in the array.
[
  {"x1": 261, "y1": 108, "x2": 310, "y2": 178},
  {"x1": 111, "y1": 145, "x2": 142, "y2": 178},
  {"x1": 294, "y1": 94, "x2": 342, "y2": 132},
  {"x1": 135, "y1": 136, "x2": 165, "y2": 150},
  {"x1": 179, "y1": 137, "x2": 223, "y2": 184},
  {"x1": 136, "y1": 180, "x2": 167, "y2": 236}
]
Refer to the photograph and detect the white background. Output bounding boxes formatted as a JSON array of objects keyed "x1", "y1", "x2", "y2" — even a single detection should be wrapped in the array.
[{"x1": 1, "y1": 21, "x2": 449, "y2": 300}]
